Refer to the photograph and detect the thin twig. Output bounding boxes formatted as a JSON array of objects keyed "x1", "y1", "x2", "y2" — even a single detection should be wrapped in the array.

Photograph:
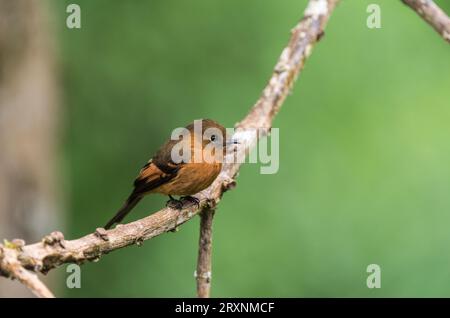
[
  {"x1": 196, "y1": 209, "x2": 215, "y2": 298},
  {"x1": 0, "y1": 0, "x2": 340, "y2": 297},
  {"x1": 402, "y1": 0, "x2": 450, "y2": 43},
  {"x1": 0, "y1": 244, "x2": 54, "y2": 298}
]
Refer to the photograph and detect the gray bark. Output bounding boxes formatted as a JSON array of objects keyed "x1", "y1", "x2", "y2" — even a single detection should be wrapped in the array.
[{"x1": 0, "y1": 0, "x2": 61, "y2": 297}]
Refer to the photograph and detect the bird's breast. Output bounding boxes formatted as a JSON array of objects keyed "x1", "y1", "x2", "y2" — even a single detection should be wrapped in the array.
[{"x1": 152, "y1": 162, "x2": 222, "y2": 196}]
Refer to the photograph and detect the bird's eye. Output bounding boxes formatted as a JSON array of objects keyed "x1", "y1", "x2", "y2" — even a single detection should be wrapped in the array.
[{"x1": 210, "y1": 135, "x2": 216, "y2": 141}]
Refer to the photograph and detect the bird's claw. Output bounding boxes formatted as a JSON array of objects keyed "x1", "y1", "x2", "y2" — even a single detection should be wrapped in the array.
[
  {"x1": 180, "y1": 196, "x2": 200, "y2": 209},
  {"x1": 166, "y1": 198, "x2": 183, "y2": 210},
  {"x1": 165, "y1": 195, "x2": 199, "y2": 210}
]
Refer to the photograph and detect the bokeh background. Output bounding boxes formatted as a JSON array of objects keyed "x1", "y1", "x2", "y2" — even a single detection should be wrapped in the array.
[{"x1": 1, "y1": 0, "x2": 450, "y2": 297}]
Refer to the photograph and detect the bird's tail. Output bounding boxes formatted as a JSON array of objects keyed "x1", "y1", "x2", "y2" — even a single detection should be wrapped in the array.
[{"x1": 104, "y1": 194, "x2": 142, "y2": 230}]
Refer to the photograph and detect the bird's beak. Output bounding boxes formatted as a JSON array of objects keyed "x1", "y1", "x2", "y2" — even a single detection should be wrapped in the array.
[{"x1": 226, "y1": 139, "x2": 239, "y2": 145}]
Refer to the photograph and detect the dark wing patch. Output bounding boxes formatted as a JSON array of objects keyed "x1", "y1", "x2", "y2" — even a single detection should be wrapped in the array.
[
  {"x1": 132, "y1": 161, "x2": 178, "y2": 196},
  {"x1": 131, "y1": 137, "x2": 185, "y2": 196}
]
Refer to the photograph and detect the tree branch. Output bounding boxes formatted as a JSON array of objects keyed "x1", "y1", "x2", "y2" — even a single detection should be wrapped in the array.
[
  {"x1": 402, "y1": 0, "x2": 450, "y2": 43},
  {"x1": 195, "y1": 209, "x2": 215, "y2": 298},
  {"x1": 0, "y1": 0, "x2": 340, "y2": 297},
  {"x1": 0, "y1": 241, "x2": 54, "y2": 298}
]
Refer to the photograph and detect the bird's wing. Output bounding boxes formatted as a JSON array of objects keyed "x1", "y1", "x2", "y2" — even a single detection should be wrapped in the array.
[
  {"x1": 132, "y1": 160, "x2": 178, "y2": 196},
  {"x1": 132, "y1": 138, "x2": 185, "y2": 195}
]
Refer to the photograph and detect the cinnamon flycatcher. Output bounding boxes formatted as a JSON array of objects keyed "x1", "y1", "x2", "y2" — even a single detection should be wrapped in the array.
[{"x1": 104, "y1": 119, "x2": 236, "y2": 229}]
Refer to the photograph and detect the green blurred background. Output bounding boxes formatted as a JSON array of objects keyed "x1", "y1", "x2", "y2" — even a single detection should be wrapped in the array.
[{"x1": 46, "y1": 0, "x2": 450, "y2": 297}]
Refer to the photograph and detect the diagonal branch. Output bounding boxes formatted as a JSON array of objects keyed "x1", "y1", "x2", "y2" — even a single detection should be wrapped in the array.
[
  {"x1": 402, "y1": 0, "x2": 450, "y2": 43},
  {"x1": 0, "y1": 0, "x2": 340, "y2": 297}
]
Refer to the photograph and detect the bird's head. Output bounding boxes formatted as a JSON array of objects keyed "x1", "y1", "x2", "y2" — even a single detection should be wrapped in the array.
[{"x1": 184, "y1": 119, "x2": 238, "y2": 163}]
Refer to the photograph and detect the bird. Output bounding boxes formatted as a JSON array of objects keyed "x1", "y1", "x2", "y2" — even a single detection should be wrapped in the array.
[{"x1": 103, "y1": 119, "x2": 237, "y2": 229}]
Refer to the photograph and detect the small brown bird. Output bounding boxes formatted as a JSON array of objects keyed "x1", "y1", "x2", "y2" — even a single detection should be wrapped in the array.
[{"x1": 104, "y1": 119, "x2": 236, "y2": 229}]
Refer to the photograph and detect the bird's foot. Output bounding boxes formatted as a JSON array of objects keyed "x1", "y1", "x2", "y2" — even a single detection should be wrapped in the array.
[
  {"x1": 166, "y1": 196, "x2": 183, "y2": 210},
  {"x1": 180, "y1": 196, "x2": 200, "y2": 209}
]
